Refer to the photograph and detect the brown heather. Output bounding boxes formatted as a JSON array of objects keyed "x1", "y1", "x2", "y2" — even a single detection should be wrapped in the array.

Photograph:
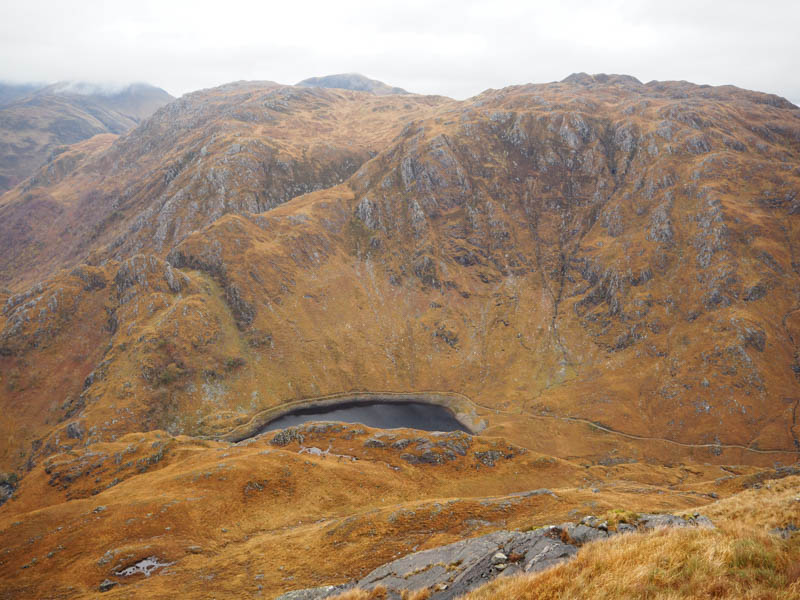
[{"x1": 0, "y1": 74, "x2": 798, "y2": 598}]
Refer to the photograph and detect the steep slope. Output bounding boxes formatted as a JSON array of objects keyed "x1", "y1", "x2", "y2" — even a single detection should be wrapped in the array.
[
  {"x1": 298, "y1": 73, "x2": 410, "y2": 95},
  {"x1": 1, "y1": 75, "x2": 799, "y2": 475},
  {"x1": 1, "y1": 73, "x2": 799, "y2": 600},
  {"x1": 0, "y1": 83, "x2": 446, "y2": 290},
  {"x1": 0, "y1": 82, "x2": 173, "y2": 194}
]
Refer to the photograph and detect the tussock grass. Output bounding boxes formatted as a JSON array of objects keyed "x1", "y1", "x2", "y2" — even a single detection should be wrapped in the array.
[
  {"x1": 461, "y1": 526, "x2": 798, "y2": 599},
  {"x1": 461, "y1": 475, "x2": 800, "y2": 599},
  {"x1": 329, "y1": 586, "x2": 387, "y2": 599},
  {"x1": 335, "y1": 476, "x2": 800, "y2": 600},
  {"x1": 329, "y1": 586, "x2": 431, "y2": 600}
]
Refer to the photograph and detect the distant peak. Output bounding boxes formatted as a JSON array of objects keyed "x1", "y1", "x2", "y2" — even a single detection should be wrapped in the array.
[
  {"x1": 46, "y1": 81, "x2": 170, "y2": 98},
  {"x1": 296, "y1": 73, "x2": 410, "y2": 95},
  {"x1": 561, "y1": 73, "x2": 643, "y2": 86}
]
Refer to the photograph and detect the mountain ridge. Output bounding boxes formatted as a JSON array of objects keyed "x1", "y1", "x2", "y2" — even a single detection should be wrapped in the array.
[{"x1": 0, "y1": 73, "x2": 799, "y2": 600}]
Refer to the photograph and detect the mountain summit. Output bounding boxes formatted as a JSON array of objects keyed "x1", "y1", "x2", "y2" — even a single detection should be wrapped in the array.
[{"x1": 296, "y1": 72, "x2": 410, "y2": 95}]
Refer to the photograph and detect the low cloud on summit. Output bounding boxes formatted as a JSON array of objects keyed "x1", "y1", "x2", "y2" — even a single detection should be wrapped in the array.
[{"x1": 1, "y1": 0, "x2": 798, "y2": 103}]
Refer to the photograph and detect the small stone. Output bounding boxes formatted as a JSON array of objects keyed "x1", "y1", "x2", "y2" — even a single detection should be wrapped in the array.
[
  {"x1": 580, "y1": 515, "x2": 599, "y2": 528},
  {"x1": 495, "y1": 563, "x2": 507, "y2": 571},
  {"x1": 93, "y1": 506, "x2": 107, "y2": 513},
  {"x1": 99, "y1": 579, "x2": 117, "y2": 592},
  {"x1": 491, "y1": 552, "x2": 508, "y2": 565},
  {"x1": 186, "y1": 546, "x2": 203, "y2": 554},
  {"x1": 693, "y1": 515, "x2": 714, "y2": 529}
]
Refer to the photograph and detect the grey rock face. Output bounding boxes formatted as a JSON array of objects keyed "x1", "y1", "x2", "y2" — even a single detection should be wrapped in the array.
[
  {"x1": 355, "y1": 529, "x2": 577, "y2": 599},
  {"x1": 637, "y1": 513, "x2": 695, "y2": 530},
  {"x1": 277, "y1": 512, "x2": 713, "y2": 599},
  {"x1": 564, "y1": 523, "x2": 610, "y2": 545}
]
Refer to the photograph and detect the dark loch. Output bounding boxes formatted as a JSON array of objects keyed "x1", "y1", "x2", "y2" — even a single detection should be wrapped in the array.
[{"x1": 257, "y1": 400, "x2": 470, "y2": 434}]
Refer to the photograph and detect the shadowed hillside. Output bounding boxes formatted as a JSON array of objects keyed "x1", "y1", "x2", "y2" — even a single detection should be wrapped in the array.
[{"x1": 0, "y1": 81, "x2": 173, "y2": 194}]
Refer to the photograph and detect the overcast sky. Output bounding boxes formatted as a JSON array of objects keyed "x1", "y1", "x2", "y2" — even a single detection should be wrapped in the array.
[{"x1": 1, "y1": 0, "x2": 798, "y2": 103}]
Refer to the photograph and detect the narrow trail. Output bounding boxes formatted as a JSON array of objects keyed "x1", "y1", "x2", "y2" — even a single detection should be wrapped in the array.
[
  {"x1": 227, "y1": 389, "x2": 800, "y2": 457},
  {"x1": 461, "y1": 394, "x2": 800, "y2": 456}
]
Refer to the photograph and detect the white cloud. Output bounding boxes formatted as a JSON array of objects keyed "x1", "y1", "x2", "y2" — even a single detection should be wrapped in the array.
[{"x1": 0, "y1": 0, "x2": 798, "y2": 104}]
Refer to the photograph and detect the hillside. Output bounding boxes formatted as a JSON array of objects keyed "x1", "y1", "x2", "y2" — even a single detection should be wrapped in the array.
[
  {"x1": 0, "y1": 73, "x2": 798, "y2": 598},
  {"x1": 0, "y1": 422, "x2": 796, "y2": 598},
  {"x1": 0, "y1": 81, "x2": 173, "y2": 194},
  {"x1": 0, "y1": 82, "x2": 46, "y2": 107},
  {"x1": 0, "y1": 82, "x2": 445, "y2": 289}
]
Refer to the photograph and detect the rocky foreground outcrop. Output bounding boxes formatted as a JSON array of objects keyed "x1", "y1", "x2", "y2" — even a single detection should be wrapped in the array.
[{"x1": 277, "y1": 512, "x2": 714, "y2": 600}]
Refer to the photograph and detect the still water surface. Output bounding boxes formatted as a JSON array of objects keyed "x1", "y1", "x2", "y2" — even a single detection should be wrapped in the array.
[{"x1": 257, "y1": 400, "x2": 470, "y2": 434}]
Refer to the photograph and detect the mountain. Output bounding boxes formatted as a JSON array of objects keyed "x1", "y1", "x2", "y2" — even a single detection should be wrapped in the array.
[
  {"x1": 0, "y1": 82, "x2": 444, "y2": 289},
  {"x1": 0, "y1": 81, "x2": 173, "y2": 194},
  {"x1": 297, "y1": 73, "x2": 410, "y2": 95},
  {"x1": 0, "y1": 74, "x2": 798, "y2": 598},
  {"x1": 0, "y1": 82, "x2": 46, "y2": 107}
]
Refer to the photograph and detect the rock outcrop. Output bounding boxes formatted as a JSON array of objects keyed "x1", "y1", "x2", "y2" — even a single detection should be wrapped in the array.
[{"x1": 277, "y1": 512, "x2": 715, "y2": 599}]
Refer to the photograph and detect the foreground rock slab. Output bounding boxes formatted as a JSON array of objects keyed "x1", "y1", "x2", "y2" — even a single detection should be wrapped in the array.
[{"x1": 276, "y1": 512, "x2": 714, "y2": 600}]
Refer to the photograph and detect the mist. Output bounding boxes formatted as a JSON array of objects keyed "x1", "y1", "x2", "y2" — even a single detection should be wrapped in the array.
[{"x1": 1, "y1": 0, "x2": 799, "y2": 104}]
